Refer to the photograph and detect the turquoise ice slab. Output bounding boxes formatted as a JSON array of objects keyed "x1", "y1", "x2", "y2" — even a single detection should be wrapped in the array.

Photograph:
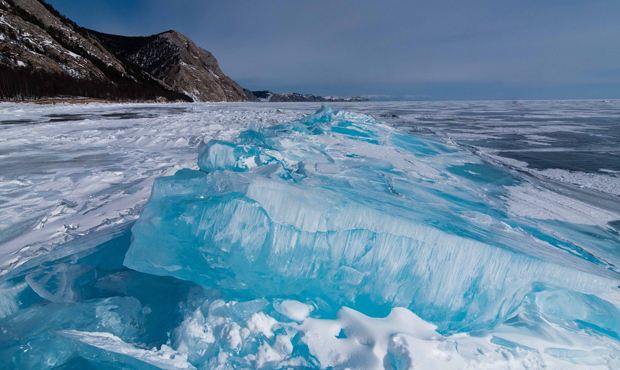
[
  {"x1": 0, "y1": 296, "x2": 144, "y2": 368},
  {"x1": 125, "y1": 107, "x2": 619, "y2": 333}
]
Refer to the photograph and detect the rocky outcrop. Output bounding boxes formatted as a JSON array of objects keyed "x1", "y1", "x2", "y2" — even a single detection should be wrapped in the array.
[
  {"x1": 0, "y1": 0, "x2": 363, "y2": 103},
  {"x1": 0, "y1": 0, "x2": 249, "y2": 102},
  {"x1": 88, "y1": 30, "x2": 251, "y2": 102}
]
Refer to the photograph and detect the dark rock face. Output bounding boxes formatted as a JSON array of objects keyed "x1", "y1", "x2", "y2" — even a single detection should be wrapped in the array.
[
  {"x1": 89, "y1": 30, "x2": 251, "y2": 102},
  {"x1": 0, "y1": 0, "x2": 249, "y2": 102}
]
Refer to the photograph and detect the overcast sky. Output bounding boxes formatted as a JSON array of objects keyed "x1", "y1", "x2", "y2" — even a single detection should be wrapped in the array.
[{"x1": 49, "y1": 0, "x2": 620, "y2": 100}]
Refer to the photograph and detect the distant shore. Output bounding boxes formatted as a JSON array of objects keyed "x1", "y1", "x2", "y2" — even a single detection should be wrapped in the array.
[{"x1": 1, "y1": 95, "x2": 369, "y2": 105}]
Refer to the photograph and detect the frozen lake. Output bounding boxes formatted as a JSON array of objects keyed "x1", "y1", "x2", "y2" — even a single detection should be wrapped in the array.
[
  {"x1": 0, "y1": 101, "x2": 619, "y2": 369},
  {"x1": 2, "y1": 100, "x2": 619, "y2": 274}
]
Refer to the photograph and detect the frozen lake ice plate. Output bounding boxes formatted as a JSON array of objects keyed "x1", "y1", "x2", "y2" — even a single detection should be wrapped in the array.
[{"x1": 1, "y1": 101, "x2": 619, "y2": 369}]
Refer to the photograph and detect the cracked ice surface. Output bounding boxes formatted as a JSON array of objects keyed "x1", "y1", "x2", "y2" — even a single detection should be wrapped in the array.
[
  {"x1": 0, "y1": 102, "x2": 307, "y2": 274},
  {"x1": 126, "y1": 107, "x2": 620, "y2": 328},
  {"x1": 122, "y1": 107, "x2": 620, "y2": 367},
  {"x1": 1, "y1": 102, "x2": 620, "y2": 369}
]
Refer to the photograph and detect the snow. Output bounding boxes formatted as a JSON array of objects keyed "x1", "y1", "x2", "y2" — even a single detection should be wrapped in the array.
[
  {"x1": 65, "y1": 50, "x2": 81, "y2": 59},
  {"x1": 506, "y1": 183, "x2": 619, "y2": 225},
  {"x1": 171, "y1": 297, "x2": 620, "y2": 369},
  {"x1": 209, "y1": 69, "x2": 220, "y2": 80},
  {"x1": 1, "y1": 101, "x2": 619, "y2": 369},
  {"x1": 0, "y1": 15, "x2": 14, "y2": 30},
  {"x1": 532, "y1": 168, "x2": 620, "y2": 196},
  {"x1": 274, "y1": 299, "x2": 313, "y2": 321},
  {"x1": 125, "y1": 106, "x2": 619, "y2": 334},
  {"x1": 182, "y1": 89, "x2": 200, "y2": 102},
  {"x1": 59, "y1": 63, "x2": 82, "y2": 78},
  {"x1": 60, "y1": 330, "x2": 195, "y2": 369},
  {"x1": 247, "y1": 312, "x2": 278, "y2": 338},
  {"x1": 0, "y1": 103, "x2": 304, "y2": 275},
  {"x1": 257, "y1": 92, "x2": 273, "y2": 102}
]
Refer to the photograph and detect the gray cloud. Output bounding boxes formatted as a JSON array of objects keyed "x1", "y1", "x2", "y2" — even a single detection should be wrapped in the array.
[{"x1": 49, "y1": 0, "x2": 620, "y2": 99}]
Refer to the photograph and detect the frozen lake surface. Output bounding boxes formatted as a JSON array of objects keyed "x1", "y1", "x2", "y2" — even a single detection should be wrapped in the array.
[{"x1": 0, "y1": 101, "x2": 619, "y2": 369}]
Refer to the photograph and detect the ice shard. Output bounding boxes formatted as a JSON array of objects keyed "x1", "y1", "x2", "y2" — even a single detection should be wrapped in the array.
[
  {"x1": 125, "y1": 107, "x2": 619, "y2": 334},
  {"x1": 0, "y1": 296, "x2": 144, "y2": 368}
]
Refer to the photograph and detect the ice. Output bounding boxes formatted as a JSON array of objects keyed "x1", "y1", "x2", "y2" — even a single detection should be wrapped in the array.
[
  {"x1": 2, "y1": 100, "x2": 618, "y2": 275},
  {"x1": 0, "y1": 296, "x2": 144, "y2": 368},
  {"x1": 529, "y1": 168, "x2": 620, "y2": 197},
  {"x1": 60, "y1": 330, "x2": 195, "y2": 370},
  {"x1": 125, "y1": 107, "x2": 619, "y2": 334},
  {"x1": 2, "y1": 101, "x2": 619, "y2": 369},
  {"x1": 274, "y1": 299, "x2": 313, "y2": 321},
  {"x1": 172, "y1": 298, "x2": 301, "y2": 368},
  {"x1": 198, "y1": 140, "x2": 262, "y2": 172},
  {"x1": 0, "y1": 281, "x2": 25, "y2": 319},
  {"x1": 0, "y1": 102, "x2": 306, "y2": 276},
  {"x1": 7, "y1": 290, "x2": 614, "y2": 369},
  {"x1": 506, "y1": 183, "x2": 619, "y2": 225},
  {"x1": 170, "y1": 296, "x2": 620, "y2": 369}
]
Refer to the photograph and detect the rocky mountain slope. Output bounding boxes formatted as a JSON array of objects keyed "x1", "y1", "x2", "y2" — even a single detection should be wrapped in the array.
[
  {"x1": 0, "y1": 0, "x2": 250, "y2": 101},
  {"x1": 88, "y1": 30, "x2": 249, "y2": 102}
]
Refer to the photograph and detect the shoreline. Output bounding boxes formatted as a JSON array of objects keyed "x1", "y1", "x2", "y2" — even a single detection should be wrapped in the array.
[
  {"x1": 0, "y1": 97, "x2": 369, "y2": 105},
  {"x1": 0, "y1": 97, "x2": 209, "y2": 105},
  {"x1": 2, "y1": 97, "x2": 619, "y2": 106}
]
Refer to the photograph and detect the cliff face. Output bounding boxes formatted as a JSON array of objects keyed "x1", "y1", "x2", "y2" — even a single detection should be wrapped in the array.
[
  {"x1": 88, "y1": 30, "x2": 250, "y2": 102},
  {"x1": 0, "y1": 0, "x2": 250, "y2": 101}
]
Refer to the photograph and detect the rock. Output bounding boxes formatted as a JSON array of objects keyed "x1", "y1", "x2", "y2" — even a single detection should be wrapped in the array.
[
  {"x1": 0, "y1": 0, "x2": 249, "y2": 102},
  {"x1": 89, "y1": 29, "x2": 252, "y2": 102}
]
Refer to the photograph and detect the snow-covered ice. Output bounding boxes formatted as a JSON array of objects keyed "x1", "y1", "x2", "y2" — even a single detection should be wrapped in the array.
[
  {"x1": 0, "y1": 100, "x2": 619, "y2": 369},
  {"x1": 0, "y1": 103, "x2": 305, "y2": 275},
  {"x1": 125, "y1": 107, "x2": 618, "y2": 330}
]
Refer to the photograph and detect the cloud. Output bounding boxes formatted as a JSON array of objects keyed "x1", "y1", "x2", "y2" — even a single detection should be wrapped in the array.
[{"x1": 48, "y1": 0, "x2": 620, "y2": 99}]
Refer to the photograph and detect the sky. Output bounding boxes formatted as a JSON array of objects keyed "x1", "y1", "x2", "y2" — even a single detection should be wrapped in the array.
[{"x1": 48, "y1": 0, "x2": 620, "y2": 100}]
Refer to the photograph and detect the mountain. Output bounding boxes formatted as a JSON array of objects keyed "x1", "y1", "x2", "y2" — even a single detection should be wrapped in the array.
[
  {"x1": 251, "y1": 90, "x2": 368, "y2": 102},
  {"x1": 87, "y1": 30, "x2": 249, "y2": 102},
  {"x1": 0, "y1": 0, "x2": 250, "y2": 102},
  {"x1": 0, "y1": 0, "x2": 366, "y2": 103}
]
